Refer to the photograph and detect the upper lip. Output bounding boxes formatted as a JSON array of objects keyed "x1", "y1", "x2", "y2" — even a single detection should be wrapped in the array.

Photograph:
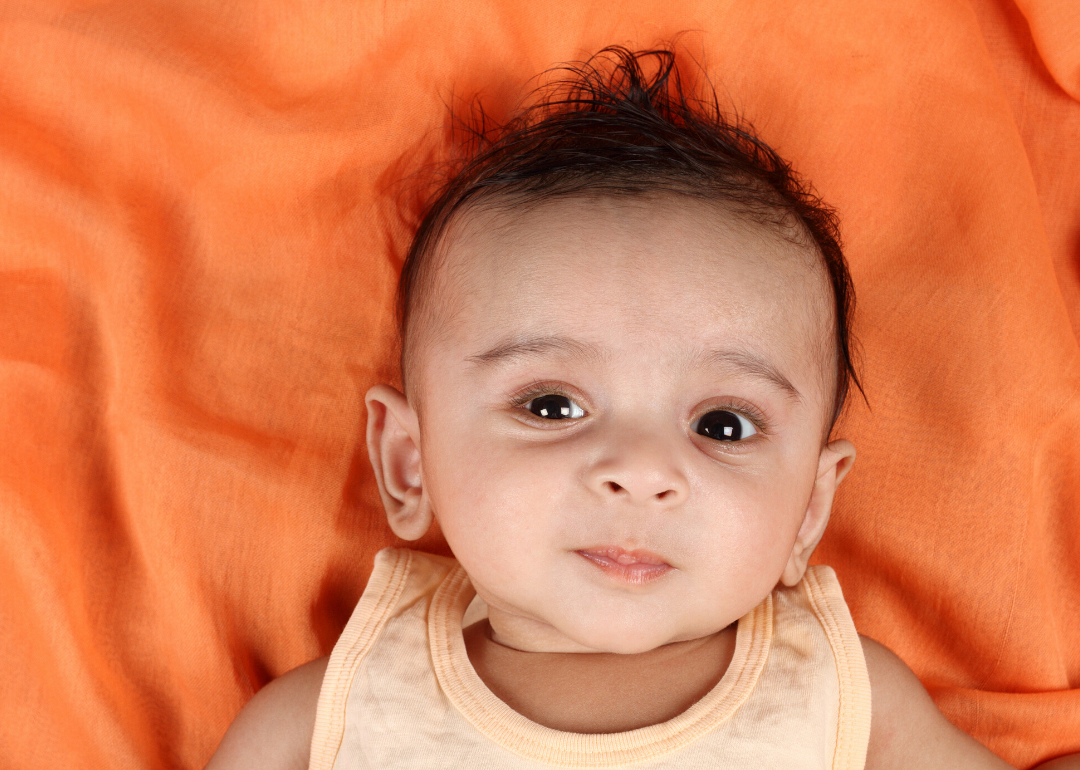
[{"x1": 576, "y1": 546, "x2": 670, "y2": 566}]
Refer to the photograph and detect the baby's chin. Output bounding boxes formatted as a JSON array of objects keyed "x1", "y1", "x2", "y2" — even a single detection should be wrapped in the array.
[{"x1": 484, "y1": 602, "x2": 724, "y2": 654}]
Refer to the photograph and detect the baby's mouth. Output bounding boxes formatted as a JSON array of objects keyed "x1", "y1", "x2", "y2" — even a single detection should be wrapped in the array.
[{"x1": 575, "y1": 547, "x2": 673, "y2": 585}]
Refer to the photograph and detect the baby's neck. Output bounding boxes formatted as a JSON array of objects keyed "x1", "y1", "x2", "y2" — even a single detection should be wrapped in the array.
[{"x1": 462, "y1": 619, "x2": 738, "y2": 733}]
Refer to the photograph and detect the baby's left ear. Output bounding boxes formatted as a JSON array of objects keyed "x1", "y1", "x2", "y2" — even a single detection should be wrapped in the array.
[{"x1": 780, "y1": 439, "x2": 857, "y2": 587}]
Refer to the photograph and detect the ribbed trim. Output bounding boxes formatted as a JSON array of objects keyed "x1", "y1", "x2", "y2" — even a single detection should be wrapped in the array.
[
  {"x1": 308, "y1": 548, "x2": 412, "y2": 770},
  {"x1": 429, "y1": 564, "x2": 773, "y2": 768},
  {"x1": 803, "y1": 566, "x2": 872, "y2": 770}
]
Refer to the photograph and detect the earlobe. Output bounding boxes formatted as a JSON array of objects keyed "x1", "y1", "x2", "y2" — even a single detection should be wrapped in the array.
[
  {"x1": 364, "y1": 383, "x2": 433, "y2": 541},
  {"x1": 780, "y1": 439, "x2": 856, "y2": 587}
]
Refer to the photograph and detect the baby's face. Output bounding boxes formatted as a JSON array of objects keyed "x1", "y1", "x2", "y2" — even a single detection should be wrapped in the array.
[{"x1": 385, "y1": 195, "x2": 852, "y2": 654}]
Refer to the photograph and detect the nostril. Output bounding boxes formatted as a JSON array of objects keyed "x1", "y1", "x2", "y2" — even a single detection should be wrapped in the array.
[{"x1": 606, "y1": 481, "x2": 624, "y2": 493}]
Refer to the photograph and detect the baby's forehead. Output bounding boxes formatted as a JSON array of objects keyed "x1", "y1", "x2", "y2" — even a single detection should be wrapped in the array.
[
  {"x1": 455, "y1": 191, "x2": 801, "y2": 256},
  {"x1": 438, "y1": 195, "x2": 831, "y2": 325},
  {"x1": 422, "y1": 194, "x2": 837, "y2": 399}
]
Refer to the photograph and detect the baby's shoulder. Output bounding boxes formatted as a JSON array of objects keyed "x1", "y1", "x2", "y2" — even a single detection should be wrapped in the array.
[
  {"x1": 203, "y1": 655, "x2": 328, "y2": 770},
  {"x1": 858, "y1": 636, "x2": 1013, "y2": 770}
]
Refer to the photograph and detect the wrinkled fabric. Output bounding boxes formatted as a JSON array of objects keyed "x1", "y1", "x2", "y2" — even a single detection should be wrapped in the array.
[{"x1": 0, "y1": 1, "x2": 1077, "y2": 768}]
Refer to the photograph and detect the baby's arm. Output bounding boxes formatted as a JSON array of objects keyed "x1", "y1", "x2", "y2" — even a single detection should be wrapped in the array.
[
  {"x1": 203, "y1": 656, "x2": 328, "y2": 770},
  {"x1": 862, "y1": 637, "x2": 1080, "y2": 770}
]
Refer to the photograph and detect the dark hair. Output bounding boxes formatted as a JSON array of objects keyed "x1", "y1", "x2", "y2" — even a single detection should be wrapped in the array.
[{"x1": 397, "y1": 44, "x2": 863, "y2": 431}]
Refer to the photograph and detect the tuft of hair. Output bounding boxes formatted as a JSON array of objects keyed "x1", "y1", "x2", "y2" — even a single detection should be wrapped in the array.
[{"x1": 398, "y1": 44, "x2": 863, "y2": 432}]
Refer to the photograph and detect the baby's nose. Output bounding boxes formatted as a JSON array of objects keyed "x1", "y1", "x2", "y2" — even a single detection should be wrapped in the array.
[
  {"x1": 586, "y1": 430, "x2": 690, "y2": 506},
  {"x1": 601, "y1": 478, "x2": 684, "y2": 502}
]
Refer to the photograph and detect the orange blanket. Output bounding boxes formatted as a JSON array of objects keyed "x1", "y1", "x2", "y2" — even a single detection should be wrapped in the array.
[{"x1": 1, "y1": 1, "x2": 1078, "y2": 768}]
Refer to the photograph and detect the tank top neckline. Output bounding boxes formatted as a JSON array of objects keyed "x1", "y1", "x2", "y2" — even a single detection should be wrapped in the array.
[{"x1": 427, "y1": 561, "x2": 775, "y2": 767}]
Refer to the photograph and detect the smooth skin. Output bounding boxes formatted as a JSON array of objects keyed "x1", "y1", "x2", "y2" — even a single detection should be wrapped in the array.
[{"x1": 207, "y1": 197, "x2": 1079, "y2": 769}]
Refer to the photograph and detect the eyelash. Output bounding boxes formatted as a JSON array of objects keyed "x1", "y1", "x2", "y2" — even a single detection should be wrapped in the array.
[
  {"x1": 508, "y1": 381, "x2": 772, "y2": 435},
  {"x1": 509, "y1": 382, "x2": 578, "y2": 413}
]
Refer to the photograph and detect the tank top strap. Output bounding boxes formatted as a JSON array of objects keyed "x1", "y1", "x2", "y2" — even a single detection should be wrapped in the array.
[
  {"x1": 309, "y1": 548, "x2": 457, "y2": 769},
  {"x1": 801, "y1": 565, "x2": 872, "y2": 770}
]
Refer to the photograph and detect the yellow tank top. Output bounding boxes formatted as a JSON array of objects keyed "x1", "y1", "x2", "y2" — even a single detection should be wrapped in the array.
[{"x1": 309, "y1": 548, "x2": 871, "y2": 769}]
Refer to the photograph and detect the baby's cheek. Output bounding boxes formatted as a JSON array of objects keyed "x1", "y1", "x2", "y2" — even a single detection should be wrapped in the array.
[
  {"x1": 423, "y1": 420, "x2": 496, "y2": 502},
  {"x1": 428, "y1": 457, "x2": 533, "y2": 554},
  {"x1": 707, "y1": 485, "x2": 802, "y2": 570}
]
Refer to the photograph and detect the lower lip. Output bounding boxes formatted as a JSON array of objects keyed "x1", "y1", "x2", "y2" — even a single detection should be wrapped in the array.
[{"x1": 575, "y1": 550, "x2": 673, "y2": 585}]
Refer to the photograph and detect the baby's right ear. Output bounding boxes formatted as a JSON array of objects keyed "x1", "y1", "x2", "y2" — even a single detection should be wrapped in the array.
[{"x1": 364, "y1": 384, "x2": 433, "y2": 540}]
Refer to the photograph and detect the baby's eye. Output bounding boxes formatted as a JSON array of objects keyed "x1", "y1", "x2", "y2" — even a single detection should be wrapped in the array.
[
  {"x1": 524, "y1": 393, "x2": 585, "y2": 420},
  {"x1": 693, "y1": 410, "x2": 758, "y2": 441}
]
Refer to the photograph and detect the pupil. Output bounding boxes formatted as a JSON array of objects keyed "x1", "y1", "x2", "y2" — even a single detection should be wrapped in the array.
[
  {"x1": 698, "y1": 410, "x2": 741, "y2": 441},
  {"x1": 531, "y1": 394, "x2": 572, "y2": 419}
]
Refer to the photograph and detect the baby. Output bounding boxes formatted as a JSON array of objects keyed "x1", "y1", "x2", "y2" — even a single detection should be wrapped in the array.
[{"x1": 207, "y1": 46, "x2": 1076, "y2": 769}]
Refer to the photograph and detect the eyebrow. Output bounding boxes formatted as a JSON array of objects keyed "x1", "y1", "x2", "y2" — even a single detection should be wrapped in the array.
[{"x1": 466, "y1": 334, "x2": 802, "y2": 403}]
